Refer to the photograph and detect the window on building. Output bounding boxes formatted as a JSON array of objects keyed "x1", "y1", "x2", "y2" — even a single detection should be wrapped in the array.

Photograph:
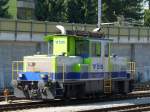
[{"x1": 17, "y1": 7, "x2": 34, "y2": 20}]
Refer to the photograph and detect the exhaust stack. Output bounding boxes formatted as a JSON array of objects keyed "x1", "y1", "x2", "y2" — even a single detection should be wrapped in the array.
[{"x1": 56, "y1": 25, "x2": 66, "y2": 35}]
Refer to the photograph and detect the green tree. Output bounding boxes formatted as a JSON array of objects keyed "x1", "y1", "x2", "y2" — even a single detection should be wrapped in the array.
[
  {"x1": 35, "y1": 0, "x2": 66, "y2": 22},
  {"x1": 35, "y1": 0, "x2": 144, "y2": 24},
  {"x1": 145, "y1": 0, "x2": 150, "y2": 9},
  {"x1": 67, "y1": 0, "x2": 85, "y2": 23},
  {"x1": 102, "y1": 0, "x2": 118, "y2": 22},
  {"x1": 35, "y1": 0, "x2": 49, "y2": 21},
  {"x1": 0, "y1": 0, "x2": 10, "y2": 18},
  {"x1": 144, "y1": 0, "x2": 150, "y2": 26},
  {"x1": 66, "y1": 0, "x2": 97, "y2": 24},
  {"x1": 144, "y1": 9, "x2": 150, "y2": 26},
  {"x1": 66, "y1": 0, "x2": 144, "y2": 24},
  {"x1": 122, "y1": 0, "x2": 144, "y2": 21},
  {"x1": 85, "y1": 0, "x2": 97, "y2": 24},
  {"x1": 102, "y1": 0, "x2": 144, "y2": 22},
  {"x1": 47, "y1": 0, "x2": 66, "y2": 22}
]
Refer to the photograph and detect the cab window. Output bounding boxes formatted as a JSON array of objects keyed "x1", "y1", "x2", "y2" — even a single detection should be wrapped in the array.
[
  {"x1": 91, "y1": 42, "x2": 101, "y2": 56},
  {"x1": 105, "y1": 43, "x2": 109, "y2": 57},
  {"x1": 75, "y1": 40, "x2": 89, "y2": 56}
]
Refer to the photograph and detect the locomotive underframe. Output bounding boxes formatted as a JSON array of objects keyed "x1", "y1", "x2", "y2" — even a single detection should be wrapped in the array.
[{"x1": 13, "y1": 78, "x2": 134, "y2": 100}]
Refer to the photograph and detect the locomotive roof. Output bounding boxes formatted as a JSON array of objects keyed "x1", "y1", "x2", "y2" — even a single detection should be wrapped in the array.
[{"x1": 44, "y1": 30, "x2": 112, "y2": 42}]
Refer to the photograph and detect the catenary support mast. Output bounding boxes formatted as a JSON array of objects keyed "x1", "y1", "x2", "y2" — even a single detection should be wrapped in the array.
[{"x1": 98, "y1": 0, "x2": 102, "y2": 28}]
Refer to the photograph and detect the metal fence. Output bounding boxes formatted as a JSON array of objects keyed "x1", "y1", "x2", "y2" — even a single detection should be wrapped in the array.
[{"x1": 0, "y1": 19, "x2": 150, "y2": 40}]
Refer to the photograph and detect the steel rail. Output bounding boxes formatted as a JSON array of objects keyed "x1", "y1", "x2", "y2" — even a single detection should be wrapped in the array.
[{"x1": 1, "y1": 91, "x2": 150, "y2": 111}]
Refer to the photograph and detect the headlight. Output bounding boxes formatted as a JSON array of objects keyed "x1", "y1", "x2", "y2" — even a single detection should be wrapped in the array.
[
  {"x1": 40, "y1": 74, "x2": 47, "y2": 79},
  {"x1": 18, "y1": 73, "x2": 23, "y2": 78}
]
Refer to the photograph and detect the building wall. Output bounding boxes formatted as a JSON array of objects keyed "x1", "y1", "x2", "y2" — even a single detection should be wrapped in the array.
[
  {"x1": 111, "y1": 44, "x2": 131, "y2": 59},
  {"x1": 17, "y1": 0, "x2": 35, "y2": 19},
  {"x1": 112, "y1": 43, "x2": 150, "y2": 68},
  {"x1": 134, "y1": 44, "x2": 150, "y2": 67},
  {"x1": 0, "y1": 41, "x2": 47, "y2": 90},
  {"x1": 112, "y1": 43, "x2": 150, "y2": 82}
]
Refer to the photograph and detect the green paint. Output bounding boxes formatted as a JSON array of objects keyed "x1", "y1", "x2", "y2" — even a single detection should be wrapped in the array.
[
  {"x1": 44, "y1": 35, "x2": 76, "y2": 56},
  {"x1": 84, "y1": 58, "x2": 92, "y2": 64},
  {"x1": 67, "y1": 36, "x2": 75, "y2": 56},
  {"x1": 73, "y1": 64, "x2": 81, "y2": 72},
  {"x1": 51, "y1": 56, "x2": 57, "y2": 73},
  {"x1": 44, "y1": 35, "x2": 102, "y2": 57},
  {"x1": 53, "y1": 36, "x2": 68, "y2": 56},
  {"x1": 8, "y1": 0, "x2": 17, "y2": 19},
  {"x1": 84, "y1": 57, "x2": 92, "y2": 71},
  {"x1": 96, "y1": 43, "x2": 101, "y2": 56},
  {"x1": 44, "y1": 35, "x2": 54, "y2": 41}
]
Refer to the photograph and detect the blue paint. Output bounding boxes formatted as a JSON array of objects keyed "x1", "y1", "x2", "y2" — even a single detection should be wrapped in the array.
[
  {"x1": 78, "y1": 54, "x2": 89, "y2": 58},
  {"x1": 92, "y1": 64, "x2": 103, "y2": 70},
  {"x1": 17, "y1": 72, "x2": 49, "y2": 81},
  {"x1": 17, "y1": 71, "x2": 130, "y2": 81}
]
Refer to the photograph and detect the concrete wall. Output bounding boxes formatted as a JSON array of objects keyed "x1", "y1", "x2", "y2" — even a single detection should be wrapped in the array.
[
  {"x1": 111, "y1": 44, "x2": 131, "y2": 59},
  {"x1": 135, "y1": 44, "x2": 150, "y2": 67},
  {"x1": 0, "y1": 41, "x2": 47, "y2": 90},
  {"x1": 112, "y1": 43, "x2": 150, "y2": 82},
  {"x1": 112, "y1": 43, "x2": 150, "y2": 68}
]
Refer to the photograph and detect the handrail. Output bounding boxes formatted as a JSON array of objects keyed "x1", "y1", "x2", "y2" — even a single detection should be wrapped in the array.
[
  {"x1": 12, "y1": 61, "x2": 24, "y2": 80},
  {"x1": 12, "y1": 61, "x2": 52, "y2": 80},
  {"x1": 62, "y1": 63, "x2": 66, "y2": 82}
]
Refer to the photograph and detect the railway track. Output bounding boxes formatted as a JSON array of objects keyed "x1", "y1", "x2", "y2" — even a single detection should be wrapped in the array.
[
  {"x1": 0, "y1": 101, "x2": 51, "y2": 111},
  {"x1": 0, "y1": 95, "x2": 15, "y2": 101},
  {"x1": 1, "y1": 91, "x2": 150, "y2": 111},
  {"x1": 0, "y1": 95, "x2": 24, "y2": 102}
]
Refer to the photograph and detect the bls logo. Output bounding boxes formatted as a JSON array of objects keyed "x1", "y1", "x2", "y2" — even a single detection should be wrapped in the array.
[
  {"x1": 92, "y1": 64, "x2": 103, "y2": 70},
  {"x1": 55, "y1": 40, "x2": 65, "y2": 44}
]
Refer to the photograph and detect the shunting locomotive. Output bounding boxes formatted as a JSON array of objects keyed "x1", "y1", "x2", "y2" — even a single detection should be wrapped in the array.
[{"x1": 12, "y1": 25, "x2": 135, "y2": 99}]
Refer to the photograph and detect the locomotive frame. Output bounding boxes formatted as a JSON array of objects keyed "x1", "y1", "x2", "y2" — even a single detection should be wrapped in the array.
[{"x1": 12, "y1": 27, "x2": 135, "y2": 100}]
